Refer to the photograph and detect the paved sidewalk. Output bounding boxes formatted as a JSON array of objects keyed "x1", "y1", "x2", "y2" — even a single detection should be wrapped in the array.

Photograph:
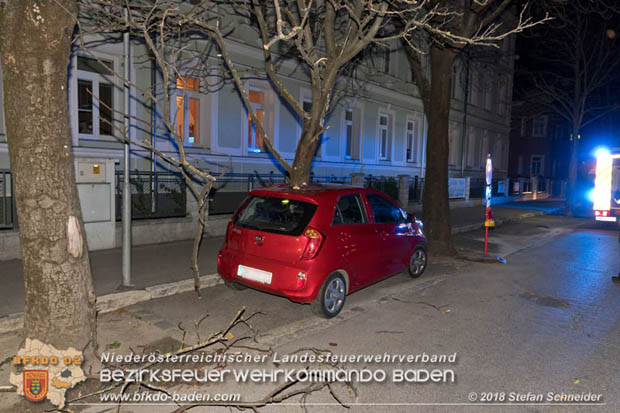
[
  {"x1": 446, "y1": 199, "x2": 565, "y2": 233},
  {"x1": 0, "y1": 200, "x2": 559, "y2": 322}
]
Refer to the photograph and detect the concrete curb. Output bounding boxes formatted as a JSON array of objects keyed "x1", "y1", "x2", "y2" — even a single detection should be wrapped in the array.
[
  {"x1": 0, "y1": 273, "x2": 223, "y2": 335},
  {"x1": 0, "y1": 208, "x2": 551, "y2": 335},
  {"x1": 451, "y1": 209, "x2": 548, "y2": 235}
]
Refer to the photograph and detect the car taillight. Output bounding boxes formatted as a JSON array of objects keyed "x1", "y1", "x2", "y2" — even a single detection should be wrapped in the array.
[
  {"x1": 595, "y1": 210, "x2": 610, "y2": 217},
  {"x1": 301, "y1": 227, "x2": 324, "y2": 260}
]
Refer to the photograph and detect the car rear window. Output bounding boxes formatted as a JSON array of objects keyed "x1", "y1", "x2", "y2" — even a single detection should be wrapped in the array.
[{"x1": 233, "y1": 196, "x2": 318, "y2": 236}]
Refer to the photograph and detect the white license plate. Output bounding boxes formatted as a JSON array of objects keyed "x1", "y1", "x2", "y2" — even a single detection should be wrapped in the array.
[
  {"x1": 596, "y1": 216, "x2": 617, "y2": 222},
  {"x1": 237, "y1": 265, "x2": 272, "y2": 285}
]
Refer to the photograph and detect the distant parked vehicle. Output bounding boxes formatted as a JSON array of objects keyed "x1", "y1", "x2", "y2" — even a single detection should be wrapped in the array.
[
  {"x1": 217, "y1": 184, "x2": 427, "y2": 318},
  {"x1": 591, "y1": 147, "x2": 620, "y2": 224}
]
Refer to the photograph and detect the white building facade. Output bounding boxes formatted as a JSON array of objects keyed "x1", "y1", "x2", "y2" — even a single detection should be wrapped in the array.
[{"x1": 0, "y1": 14, "x2": 514, "y2": 256}]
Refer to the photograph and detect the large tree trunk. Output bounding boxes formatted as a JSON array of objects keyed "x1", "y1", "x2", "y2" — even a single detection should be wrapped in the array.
[
  {"x1": 565, "y1": 124, "x2": 579, "y2": 216},
  {"x1": 290, "y1": 124, "x2": 320, "y2": 187},
  {"x1": 0, "y1": 0, "x2": 97, "y2": 357},
  {"x1": 422, "y1": 46, "x2": 455, "y2": 254}
]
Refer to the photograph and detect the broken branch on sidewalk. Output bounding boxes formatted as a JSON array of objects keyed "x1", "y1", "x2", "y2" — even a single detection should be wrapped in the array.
[{"x1": 64, "y1": 308, "x2": 357, "y2": 412}]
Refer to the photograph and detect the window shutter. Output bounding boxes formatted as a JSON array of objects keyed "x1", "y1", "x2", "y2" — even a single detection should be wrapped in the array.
[
  {"x1": 351, "y1": 109, "x2": 361, "y2": 159},
  {"x1": 387, "y1": 114, "x2": 393, "y2": 160}
]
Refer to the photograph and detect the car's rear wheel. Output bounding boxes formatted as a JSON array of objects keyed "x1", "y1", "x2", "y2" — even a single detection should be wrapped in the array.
[
  {"x1": 311, "y1": 272, "x2": 346, "y2": 318},
  {"x1": 408, "y1": 246, "x2": 427, "y2": 278},
  {"x1": 224, "y1": 281, "x2": 247, "y2": 290}
]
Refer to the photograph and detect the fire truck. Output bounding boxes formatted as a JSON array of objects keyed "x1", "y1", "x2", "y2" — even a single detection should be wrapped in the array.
[{"x1": 592, "y1": 148, "x2": 620, "y2": 222}]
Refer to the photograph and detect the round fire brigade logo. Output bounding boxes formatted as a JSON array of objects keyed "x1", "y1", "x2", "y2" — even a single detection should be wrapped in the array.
[{"x1": 23, "y1": 370, "x2": 49, "y2": 402}]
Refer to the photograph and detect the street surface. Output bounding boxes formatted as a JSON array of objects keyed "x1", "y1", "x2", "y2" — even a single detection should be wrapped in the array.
[{"x1": 1, "y1": 214, "x2": 619, "y2": 412}]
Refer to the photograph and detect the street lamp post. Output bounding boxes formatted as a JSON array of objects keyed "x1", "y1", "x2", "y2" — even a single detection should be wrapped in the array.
[{"x1": 122, "y1": 12, "x2": 132, "y2": 286}]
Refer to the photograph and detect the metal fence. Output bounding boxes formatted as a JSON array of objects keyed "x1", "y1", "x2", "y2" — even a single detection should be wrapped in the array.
[
  {"x1": 311, "y1": 174, "x2": 353, "y2": 185},
  {"x1": 408, "y1": 176, "x2": 425, "y2": 202},
  {"x1": 550, "y1": 180, "x2": 563, "y2": 196},
  {"x1": 0, "y1": 170, "x2": 15, "y2": 229},
  {"x1": 3, "y1": 166, "x2": 522, "y2": 229},
  {"x1": 115, "y1": 171, "x2": 187, "y2": 221},
  {"x1": 208, "y1": 172, "x2": 353, "y2": 215},
  {"x1": 365, "y1": 175, "x2": 399, "y2": 200},
  {"x1": 469, "y1": 177, "x2": 507, "y2": 199},
  {"x1": 468, "y1": 177, "x2": 485, "y2": 199},
  {"x1": 538, "y1": 178, "x2": 547, "y2": 193}
]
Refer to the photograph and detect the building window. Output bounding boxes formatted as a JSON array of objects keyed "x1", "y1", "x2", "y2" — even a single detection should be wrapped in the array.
[
  {"x1": 449, "y1": 122, "x2": 460, "y2": 166},
  {"x1": 378, "y1": 113, "x2": 390, "y2": 160},
  {"x1": 382, "y1": 49, "x2": 390, "y2": 74},
  {"x1": 345, "y1": 109, "x2": 353, "y2": 158},
  {"x1": 483, "y1": 70, "x2": 494, "y2": 111},
  {"x1": 406, "y1": 119, "x2": 418, "y2": 163},
  {"x1": 466, "y1": 128, "x2": 476, "y2": 168},
  {"x1": 532, "y1": 116, "x2": 547, "y2": 137},
  {"x1": 343, "y1": 108, "x2": 361, "y2": 160},
  {"x1": 75, "y1": 56, "x2": 116, "y2": 139},
  {"x1": 477, "y1": 72, "x2": 485, "y2": 107},
  {"x1": 452, "y1": 60, "x2": 463, "y2": 100},
  {"x1": 493, "y1": 139, "x2": 503, "y2": 170},
  {"x1": 175, "y1": 76, "x2": 201, "y2": 145},
  {"x1": 498, "y1": 76, "x2": 508, "y2": 116},
  {"x1": 469, "y1": 67, "x2": 484, "y2": 107},
  {"x1": 452, "y1": 64, "x2": 458, "y2": 99},
  {"x1": 372, "y1": 45, "x2": 391, "y2": 75},
  {"x1": 520, "y1": 118, "x2": 527, "y2": 137},
  {"x1": 480, "y1": 133, "x2": 489, "y2": 169},
  {"x1": 531, "y1": 155, "x2": 543, "y2": 176},
  {"x1": 248, "y1": 89, "x2": 265, "y2": 152}
]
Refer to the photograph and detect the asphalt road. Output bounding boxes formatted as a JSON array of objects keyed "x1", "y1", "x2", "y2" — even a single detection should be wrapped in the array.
[{"x1": 2, "y1": 214, "x2": 619, "y2": 412}]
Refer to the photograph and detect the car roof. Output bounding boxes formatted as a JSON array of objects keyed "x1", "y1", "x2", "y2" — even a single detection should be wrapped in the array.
[{"x1": 249, "y1": 183, "x2": 380, "y2": 204}]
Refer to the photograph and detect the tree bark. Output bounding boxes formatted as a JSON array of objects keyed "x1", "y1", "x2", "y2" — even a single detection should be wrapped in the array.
[
  {"x1": 290, "y1": 127, "x2": 320, "y2": 187},
  {"x1": 565, "y1": 124, "x2": 579, "y2": 216},
  {"x1": 422, "y1": 46, "x2": 455, "y2": 254},
  {"x1": 288, "y1": 62, "x2": 339, "y2": 188},
  {"x1": 0, "y1": 0, "x2": 97, "y2": 357}
]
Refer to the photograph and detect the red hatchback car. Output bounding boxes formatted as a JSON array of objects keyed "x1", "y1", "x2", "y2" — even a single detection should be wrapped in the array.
[{"x1": 217, "y1": 185, "x2": 427, "y2": 318}]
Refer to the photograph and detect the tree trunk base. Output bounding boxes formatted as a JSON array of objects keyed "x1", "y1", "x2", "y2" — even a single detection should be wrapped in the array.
[{"x1": 426, "y1": 240, "x2": 456, "y2": 257}]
